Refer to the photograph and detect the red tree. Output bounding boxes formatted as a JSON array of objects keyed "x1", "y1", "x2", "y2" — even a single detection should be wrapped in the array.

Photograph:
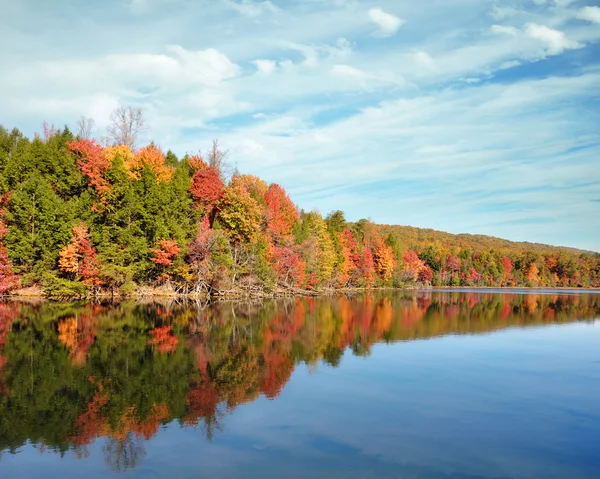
[
  {"x1": 149, "y1": 239, "x2": 180, "y2": 267},
  {"x1": 67, "y1": 139, "x2": 111, "y2": 203},
  {"x1": 402, "y1": 250, "x2": 426, "y2": 281},
  {"x1": 190, "y1": 167, "x2": 225, "y2": 223},
  {"x1": 359, "y1": 247, "x2": 376, "y2": 287},
  {"x1": 446, "y1": 255, "x2": 461, "y2": 272},
  {"x1": 265, "y1": 184, "x2": 298, "y2": 241},
  {"x1": 418, "y1": 265, "x2": 434, "y2": 283},
  {"x1": 501, "y1": 256, "x2": 513, "y2": 285},
  {"x1": 270, "y1": 245, "x2": 305, "y2": 287}
]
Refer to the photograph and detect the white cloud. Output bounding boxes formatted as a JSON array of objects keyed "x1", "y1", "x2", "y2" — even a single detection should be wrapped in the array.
[
  {"x1": 577, "y1": 6, "x2": 600, "y2": 24},
  {"x1": 252, "y1": 59, "x2": 277, "y2": 74},
  {"x1": 165, "y1": 45, "x2": 240, "y2": 84},
  {"x1": 491, "y1": 25, "x2": 519, "y2": 36},
  {"x1": 331, "y1": 64, "x2": 368, "y2": 79},
  {"x1": 223, "y1": 0, "x2": 279, "y2": 17},
  {"x1": 130, "y1": 0, "x2": 151, "y2": 14},
  {"x1": 368, "y1": 7, "x2": 404, "y2": 36},
  {"x1": 414, "y1": 51, "x2": 435, "y2": 69},
  {"x1": 1, "y1": 0, "x2": 599, "y2": 249},
  {"x1": 490, "y1": 5, "x2": 523, "y2": 20},
  {"x1": 553, "y1": 0, "x2": 576, "y2": 6},
  {"x1": 525, "y1": 23, "x2": 583, "y2": 55},
  {"x1": 499, "y1": 60, "x2": 521, "y2": 70},
  {"x1": 416, "y1": 145, "x2": 454, "y2": 155}
]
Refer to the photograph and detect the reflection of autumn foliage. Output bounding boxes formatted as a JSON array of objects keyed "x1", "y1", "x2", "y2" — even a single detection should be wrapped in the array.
[
  {"x1": 147, "y1": 326, "x2": 179, "y2": 354},
  {"x1": 69, "y1": 387, "x2": 110, "y2": 446},
  {"x1": 70, "y1": 384, "x2": 170, "y2": 446},
  {"x1": 0, "y1": 303, "x2": 20, "y2": 396},
  {"x1": 184, "y1": 379, "x2": 220, "y2": 426},
  {"x1": 260, "y1": 350, "x2": 295, "y2": 399},
  {"x1": 214, "y1": 346, "x2": 260, "y2": 410},
  {"x1": 1, "y1": 294, "x2": 600, "y2": 464},
  {"x1": 57, "y1": 311, "x2": 97, "y2": 366},
  {"x1": 58, "y1": 317, "x2": 78, "y2": 350}
]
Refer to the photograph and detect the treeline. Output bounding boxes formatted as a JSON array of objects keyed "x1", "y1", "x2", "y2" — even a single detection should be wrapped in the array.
[
  {"x1": 1, "y1": 293, "x2": 598, "y2": 466},
  {"x1": 0, "y1": 113, "x2": 599, "y2": 297}
]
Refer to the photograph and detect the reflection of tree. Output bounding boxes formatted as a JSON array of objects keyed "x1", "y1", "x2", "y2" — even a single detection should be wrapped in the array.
[
  {"x1": 102, "y1": 433, "x2": 146, "y2": 473},
  {"x1": 0, "y1": 293, "x2": 599, "y2": 469}
]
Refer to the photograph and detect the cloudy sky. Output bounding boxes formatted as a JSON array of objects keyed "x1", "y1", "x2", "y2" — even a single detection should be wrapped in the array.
[{"x1": 2, "y1": 0, "x2": 599, "y2": 251}]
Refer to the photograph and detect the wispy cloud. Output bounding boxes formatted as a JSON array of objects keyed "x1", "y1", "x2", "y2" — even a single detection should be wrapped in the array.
[
  {"x1": 368, "y1": 7, "x2": 404, "y2": 37},
  {"x1": 577, "y1": 6, "x2": 600, "y2": 24},
  {"x1": 525, "y1": 23, "x2": 582, "y2": 55},
  {"x1": 0, "y1": 0, "x2": 599, "y2": 250}
]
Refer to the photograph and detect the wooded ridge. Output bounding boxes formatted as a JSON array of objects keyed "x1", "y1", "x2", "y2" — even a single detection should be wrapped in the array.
[{"x1": 0, "y1": 112, "x2": 598, "y2": 297}]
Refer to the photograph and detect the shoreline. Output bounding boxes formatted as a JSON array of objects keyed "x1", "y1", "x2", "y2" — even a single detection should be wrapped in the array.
[{"x1": 3, "y1": 285, "x2": 599, "y2": 302}]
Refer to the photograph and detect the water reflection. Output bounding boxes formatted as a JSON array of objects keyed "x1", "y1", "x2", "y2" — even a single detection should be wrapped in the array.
[{"x1": 0, "y1": 292, "x2": 598, "y2": 471}]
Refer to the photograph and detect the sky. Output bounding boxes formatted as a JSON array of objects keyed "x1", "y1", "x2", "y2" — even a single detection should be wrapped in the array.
[{"x1": 1, "y1": 0, "x2": 599, "y2": 251}]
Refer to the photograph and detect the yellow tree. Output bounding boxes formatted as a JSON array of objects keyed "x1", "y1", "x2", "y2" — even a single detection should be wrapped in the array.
[
  {"x1": 217, "y1": 178, "x2": 262, "y2": 244},
  {"x1": 58, "y1": 224, "x2": 101, "y2": 285},
  {"x1": 372, "y1": 238, "x2": 396, "y2": 282}
]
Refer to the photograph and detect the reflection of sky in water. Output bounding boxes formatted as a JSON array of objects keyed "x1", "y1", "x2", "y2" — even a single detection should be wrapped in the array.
[{"x1": 3, "y1": 321, "x2": 599, "y2": 479}]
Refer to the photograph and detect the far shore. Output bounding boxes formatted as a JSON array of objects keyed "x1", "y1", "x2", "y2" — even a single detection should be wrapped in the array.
[{"x1": 2, "y1": 285, "x2": 599, "y2": 302}]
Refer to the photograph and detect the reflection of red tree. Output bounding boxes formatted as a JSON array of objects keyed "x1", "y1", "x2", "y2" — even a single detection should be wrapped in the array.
[
  {"x1": 189, "y1": 339, "x2": 210, "y2": 375},
  {"x1": 129, "y1": 404, "x2": 171, "y2": 440},
  {"x1": 500, "y1": 301, "x2": 512, "y2": 320},
  {"x1": 147, "y1": 326, "x2": 178, "y2": 354},
  {"x1": 70, "y1": 388, "x2": 110, "y2": 446},
  {"x1": 184, "y1": 379, "x2": 220, "y2": 426},
  {"x1": 260, "y1": 349, "x2": 295, "y2": 399},
  {"x1": 71, "y1": 383, "x2": 170, "y2": 446},
  {"x1": 263, "y1": 301, "x2": 305, "y2": 347},
  {"x1": 399, "y1": 299, "x2": 427, "y2": 329},
  {"x1": 0, "y1": 303, "x2": 20, "y2": 397}
]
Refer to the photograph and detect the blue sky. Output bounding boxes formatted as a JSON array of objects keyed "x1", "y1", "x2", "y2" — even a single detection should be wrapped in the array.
[{"x1": 1, "y1": 0, "x2": 599, "y2": 251}]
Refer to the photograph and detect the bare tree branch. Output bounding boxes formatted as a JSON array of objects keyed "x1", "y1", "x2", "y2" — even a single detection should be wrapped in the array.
[
  {"x1": 207, "y1": 139, "x2": 232, "y2": 179},
  {"x1": 76, "y1": 116, "x2": 96, "y2": 140},
  {"x1": 106, "y1": 106, "x2": 146, "y2": 150}
]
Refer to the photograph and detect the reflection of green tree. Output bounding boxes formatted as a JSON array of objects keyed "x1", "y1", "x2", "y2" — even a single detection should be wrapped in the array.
[
  {"x1": 0, "y1": 293, "x2": 598, "y2": 467},
  {"x1": 213, "y1": 346, "x2": 260, "y2": 409},
  {"x1": 102, "y1": 434, "x2": 146, "y2": 473}
]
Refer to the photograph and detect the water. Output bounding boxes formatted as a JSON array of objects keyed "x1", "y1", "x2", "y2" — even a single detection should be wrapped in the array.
[{"x1": 0, "y1": 291, "x2": 599, "y2": 478}]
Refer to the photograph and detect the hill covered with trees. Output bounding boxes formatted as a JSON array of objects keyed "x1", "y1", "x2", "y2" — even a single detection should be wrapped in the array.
[{"x1": 0, "y1": 109, "x2": 598, "y2": 297}]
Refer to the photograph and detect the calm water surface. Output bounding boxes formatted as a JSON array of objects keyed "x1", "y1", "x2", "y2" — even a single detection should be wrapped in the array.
[{"x1": 0, "y1": 291, "x2": 599, "y2": 478}]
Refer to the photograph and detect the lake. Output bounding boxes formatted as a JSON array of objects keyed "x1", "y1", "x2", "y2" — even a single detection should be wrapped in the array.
[{"x1": 0, "y1": 291, "x2": 599, "y2": 478}]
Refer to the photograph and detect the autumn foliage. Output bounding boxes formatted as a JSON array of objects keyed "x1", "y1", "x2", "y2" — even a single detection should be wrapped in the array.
[
  {"x1": 190, "y1": 166, "x2": 225, "y2": 217},
  {"x1": 58, "y1": 224, "x2": 101, "y2": 286},
  {"x1": 1, "y1": 294, "x2": 599, "y2": 455},
  {"x1": 0, "y1": 122, "x2": 597, "y2": 297},
  {"x1": 265, "y1": 183, "x2": 298, "y2": 240},
  {"x1": 147, "y1": 325, "x2": 179, "y2": 354},
  {"x1": 149, "y1": 239, "x2": 180, "y2": 267},
  {"x1": 67, "y1": 139, "x2": 111, "y2": 201}
]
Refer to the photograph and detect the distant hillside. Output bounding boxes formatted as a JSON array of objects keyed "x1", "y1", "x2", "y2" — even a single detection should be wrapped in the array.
[{"x1": 377, "y1": 224, "x2": 596, "y2": 256}]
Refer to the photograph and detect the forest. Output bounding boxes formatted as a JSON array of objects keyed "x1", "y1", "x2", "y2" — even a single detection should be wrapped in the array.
[{"x1": 0, "y1": 107, "x2": 599, "y2": 298}]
